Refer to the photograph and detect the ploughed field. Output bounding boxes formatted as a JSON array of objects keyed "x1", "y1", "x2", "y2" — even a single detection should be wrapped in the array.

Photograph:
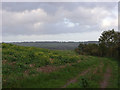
[{"x1": 2, "y1": 43, "x2": 118, "y2": 88}]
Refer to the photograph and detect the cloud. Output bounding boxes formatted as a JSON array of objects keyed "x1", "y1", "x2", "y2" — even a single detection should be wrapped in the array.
[
  {"x1": 2, "y1": 8, "x2": 48, "y2": 35},
  {"x1": 2, "y1": 2, "x2": 118, "y2": 41},
  {"x1": 3, "y1": 8, "x2": 47, "y2": 26}
]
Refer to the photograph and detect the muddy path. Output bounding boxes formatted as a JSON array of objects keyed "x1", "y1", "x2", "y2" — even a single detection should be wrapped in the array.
[
  {"x1": 62, "y1": 68, "x2": 91, "y2": 88},
  {"x1": 62, "y1": 61, "x2": 104, "y2": 88},
  {"x1": 100, "y1": 66, "x2": 112, "y2": 88}
]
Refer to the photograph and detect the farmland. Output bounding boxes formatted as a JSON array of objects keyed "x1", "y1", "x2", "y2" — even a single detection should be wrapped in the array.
[{"x1": 2, "y1": 43, "x2": 118, "y2": 88}]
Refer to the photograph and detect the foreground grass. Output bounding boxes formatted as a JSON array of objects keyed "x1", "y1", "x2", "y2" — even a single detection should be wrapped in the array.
[
  {"x1": 66, "y1": 58, "x2": 107, "y2": 88},
  {"x1": 4, "y1": 57, "x2": 101, "y2": 88},
  {"x1": 2, "y1": 43, "x2": 118, "y2": 88}
]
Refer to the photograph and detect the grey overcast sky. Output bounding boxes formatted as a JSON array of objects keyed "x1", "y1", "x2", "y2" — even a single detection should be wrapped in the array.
[{"x1": 2, "y1": 2, "x2": 118, "y2": 42}]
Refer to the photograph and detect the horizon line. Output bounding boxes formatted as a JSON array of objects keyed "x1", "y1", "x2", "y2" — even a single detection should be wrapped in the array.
[{"x1": 2, "y1": 40, "x2": 99, "y2": 43}]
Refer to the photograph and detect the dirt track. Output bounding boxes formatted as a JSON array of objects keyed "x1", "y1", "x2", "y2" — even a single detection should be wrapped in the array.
[
  {"x1": 62, "y1": 61, "x2": 104, "y2": 88},
  {"x1": 62, "y1": 68, "x2": 91, "y2": 88},
  {"x1": 100, "y1": 67, "x2": 112, "y2": 88}
]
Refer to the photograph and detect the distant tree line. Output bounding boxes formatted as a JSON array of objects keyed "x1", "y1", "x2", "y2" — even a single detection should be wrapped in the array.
[{"x1": 75, "y1": 29, "x2": 120, "y2": 58}]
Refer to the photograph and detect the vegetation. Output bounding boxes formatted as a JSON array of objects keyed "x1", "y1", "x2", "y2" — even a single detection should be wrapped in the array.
[
  {"x1": 2, "y1": 43, "x2": 118, "y2": 88},
  {"x1": 75, "y1": 43, "x2": 99, "y2": 56},
  {"x1": 2, "y1": 43, "x2": 81, "y2": 66},
  {"x1": 75, "y1": 29, "x2": 120, "y2": 58}
]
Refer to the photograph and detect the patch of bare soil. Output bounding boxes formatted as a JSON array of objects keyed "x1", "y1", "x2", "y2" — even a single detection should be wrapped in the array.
[
  {"x1": 36, "y1": 60, "x2": 81, "y2": 73},
  {"x1": 24, "y1": 70, "x2": 30, "y2": 76},
  {"x1": 2, "y1": 60, "x2": 7, "y2": 64},
  {"x1": 36, "y1": 64, "x2": 71, "y2": 73},
  {"x1": 92, "y1": 67, "x2": 98, "y2": 75},
  {"x1": 77, "y1": 60, "x2": 81, "y2": 63},
  {"x1": 49, "y1": 58, "x2": 54, "y2": 64},
  {"x1": 23, "y1": 64, "x2": 66, "y2": 75},
  {"x1": 36, "y1": 65, "x2": 57, "y2": 73},
  {"x1": 23, "y1": 60, "x2": 81, "y2": 76},
  {"x1": 29, "y1": 64, "x2": 35, "y2": 68},
  {"x1": 100, "y1": 67, "x2": 112, "y2": 88},
  {"x1": 2, "y1": 60, "x2": 16, "y2": 66}
]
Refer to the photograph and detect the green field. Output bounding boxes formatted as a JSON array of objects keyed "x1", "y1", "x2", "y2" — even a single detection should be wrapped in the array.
[{"x1": 2, "y1": 43, "x2": 118, "y2": 88}]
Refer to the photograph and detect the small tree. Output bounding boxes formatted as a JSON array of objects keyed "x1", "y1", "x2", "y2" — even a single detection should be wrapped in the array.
[
  {"x1": 99, "y1": 29, "x2": 120, "y2": 57},
  {"x1": 75, "y1": 29, "x2": 120, "y2": 58}
]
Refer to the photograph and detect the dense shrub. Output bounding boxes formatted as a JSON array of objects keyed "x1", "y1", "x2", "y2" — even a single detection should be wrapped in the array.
[{"x1": 75, "y1": 29, "x2": 120, "y2": 58}]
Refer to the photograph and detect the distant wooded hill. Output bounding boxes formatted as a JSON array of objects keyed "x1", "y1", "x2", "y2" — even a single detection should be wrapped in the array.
[{"x1": 10, "y1": 41, "x2": 98, "y2": 50}]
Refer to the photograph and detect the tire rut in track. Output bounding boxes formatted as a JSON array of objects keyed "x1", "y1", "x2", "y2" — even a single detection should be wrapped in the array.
[
  {"x1": 100, "y1": 66, "x2": 112, "y2": 88},
  {"x1": 62, "y1": 68, "x2": 91, "y2": 88}
]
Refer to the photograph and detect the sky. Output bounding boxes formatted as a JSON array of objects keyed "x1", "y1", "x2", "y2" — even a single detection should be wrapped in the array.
[{"x1": 2, "y1": 2, "x2": 118, "y2": 42}]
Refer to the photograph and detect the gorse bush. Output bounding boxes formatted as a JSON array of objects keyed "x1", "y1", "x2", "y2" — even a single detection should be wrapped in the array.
[{"x1": 2, "y1": 43, "x2": 81, "y2": 67}]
